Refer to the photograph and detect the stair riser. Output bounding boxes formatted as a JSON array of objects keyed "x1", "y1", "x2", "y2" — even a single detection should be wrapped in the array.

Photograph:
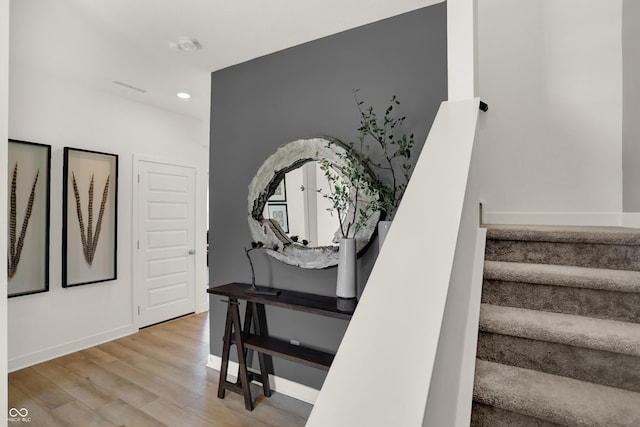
[
  {"x1": 485, "y1": 240, "x2": 640, "y2": 271},
  {"x1": 482, "y1": 279, "x2": 640, "y2": 324},
  {"x1": 471, "y1": 402, "x2": 561, "y2": 427},
  {"x1": 477, "y1": 332, "x2": 640, "y2": 393}
]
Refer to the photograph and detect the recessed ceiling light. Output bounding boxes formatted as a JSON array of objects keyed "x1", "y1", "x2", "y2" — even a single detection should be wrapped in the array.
[{"x1": 177, "y1": 92, "x2": 191, "y2": 99}]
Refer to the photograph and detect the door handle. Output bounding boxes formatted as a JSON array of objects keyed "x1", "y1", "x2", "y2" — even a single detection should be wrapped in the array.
[{"x1": 188, "y1": 249, "x2": 196, "y2": 255}]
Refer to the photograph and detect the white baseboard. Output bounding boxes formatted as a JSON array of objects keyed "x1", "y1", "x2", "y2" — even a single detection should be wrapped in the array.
[
  {"x1": 207, "y1": 354, "x2": 319, "y2": 405},
  {"x1": 483, "y1": 212, "x2": 623, "y2": 227},
  {"x1": 621, "y1": 213, "x2": 640, "y2": 228},
  {"x1": 8, "y1": 324, "x2": 137, "y2": 372}
]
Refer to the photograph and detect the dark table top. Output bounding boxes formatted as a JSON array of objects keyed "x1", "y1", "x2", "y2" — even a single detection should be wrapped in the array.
[{"x1": 207, "y1": 282, "x2": 356, "y2": 320}]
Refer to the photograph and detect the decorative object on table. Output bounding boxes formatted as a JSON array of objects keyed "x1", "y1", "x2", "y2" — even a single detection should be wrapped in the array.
[
  {"x1": 268, "y1": 175, "x2": 287, "y2": 202},
  {"x1": 313, "y1": 137, "x2": 381, "y2": 300},
  {"x1": 62, "y1": 147, "x2": 118, "y2": 287},
  {"x1": 267, "y1": 203, "x2": 289, "y2": 233},
  {"x1": 244, "y1": 241, "x2": 281, "y2": 296},
  {"x1": 352, "y1": 91, "x2": 417, "y2": 248},
  {"x1": 336, "y1": 237, "x2": 357, "y2": 299},
  {"x1": 247, "y1": 137, "x2": 381, "y2": 269},
  {"x1": 7, "y1": 140, "x2": 51, "y2": 297}
]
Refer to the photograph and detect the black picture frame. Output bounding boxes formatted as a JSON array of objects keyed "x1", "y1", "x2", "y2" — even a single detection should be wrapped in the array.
[
  {"x1": 7, "y1": 139, "x2": 51, "y2": 297},
  {"x1": 268, "y1": 176, "x2": 287, "y2": 202},
  {"x1": 268, "y1": 203, "x2": 289, "y2": 233},
  {"x1": 62, "y1": 147, "x2": 118, "y2": 287}
]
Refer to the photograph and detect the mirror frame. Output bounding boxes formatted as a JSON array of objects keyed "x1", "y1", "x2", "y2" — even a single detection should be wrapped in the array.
[{"x1": 248, "y1": 136, "x2": 381, "y2": 269}]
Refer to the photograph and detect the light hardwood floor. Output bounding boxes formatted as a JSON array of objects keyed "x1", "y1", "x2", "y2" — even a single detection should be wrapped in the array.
[{"x1": 8, "y1": 312, "x2": 312, "y2": 426}]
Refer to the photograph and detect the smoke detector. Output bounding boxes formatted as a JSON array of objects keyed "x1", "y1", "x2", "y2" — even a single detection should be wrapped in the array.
[{"x1": 169, "y1": 37, "x2": 202, "y2": 52}]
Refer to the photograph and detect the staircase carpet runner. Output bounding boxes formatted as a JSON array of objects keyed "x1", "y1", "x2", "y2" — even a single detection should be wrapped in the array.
[{"x1": 472, "y1": 224, "x2": 640, "y2": 426}]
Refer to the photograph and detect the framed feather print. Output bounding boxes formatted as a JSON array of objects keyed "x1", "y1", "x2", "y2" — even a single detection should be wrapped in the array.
[
  {"x1": 62, "y1": 147, "x2": 118, "y2": 287},
  {"x1": 7, "y1": 139, "x2": 51, "y2": 297}
]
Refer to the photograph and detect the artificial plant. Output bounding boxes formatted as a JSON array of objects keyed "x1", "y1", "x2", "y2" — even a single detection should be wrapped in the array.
[
  {"x1": 313, "y1": 139, "x2": 381, "y2": 240},
  {"x1": 353, "y1": 90, "x2": 416, "y2": 221}
]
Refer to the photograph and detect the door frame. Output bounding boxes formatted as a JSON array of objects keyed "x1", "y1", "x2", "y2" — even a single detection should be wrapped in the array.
[{"x1": 132, "y1": 154, "x2": 202, "y2": 329}]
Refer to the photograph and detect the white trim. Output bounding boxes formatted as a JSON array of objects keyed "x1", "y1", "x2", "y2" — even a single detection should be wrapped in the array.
[
  {"x1": 484, "y1": 211, "x2": 623, "y2": 227},
  {"x1": 621, "y1": 213, "x2": 640, "y2": 228},
  {"x1": 206, "y1": 354, "x2": 319, "y2": 405},
  {"x1": 447, "y1": 0, "x2": 477, "y2": 101},
  {"x1": 455, "y1": 227, "x2": 487, "y2": 427},
  {"x1": 8, "y1": 324, "x2": 136, "y2": 372}
]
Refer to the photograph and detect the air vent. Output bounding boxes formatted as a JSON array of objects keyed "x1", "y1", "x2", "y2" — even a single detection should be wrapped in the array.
[
  {"x1": 169, "y1": 37, "x2": 202, "y2": 52},
  {"x1": 112, "y1": 80, "x2": 147, "y2": 94}
]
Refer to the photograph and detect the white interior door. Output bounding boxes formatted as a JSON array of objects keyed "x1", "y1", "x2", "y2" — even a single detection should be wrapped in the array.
[{"x1": 136, "y1": 160, "x2": 196, "y2": 327}]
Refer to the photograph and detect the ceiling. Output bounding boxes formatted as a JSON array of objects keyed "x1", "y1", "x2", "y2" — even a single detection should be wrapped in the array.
[{"x1": 10, "y1": 0, "x2": 443, "y2": 121}]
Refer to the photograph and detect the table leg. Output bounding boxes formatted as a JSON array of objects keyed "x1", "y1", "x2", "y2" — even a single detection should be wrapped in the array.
[
  {"x1": 217, "y1": 298, "x2": 254, "y2": 410},
  {"x1": 230, "y1": 298, "x2": 254, "y2": 411},
  {"x1": 250, "y1": 302, "x2": 272, "y2": 397},
  {"x1": 217, "y1": 300, "x2": 234, "y2": 399}
]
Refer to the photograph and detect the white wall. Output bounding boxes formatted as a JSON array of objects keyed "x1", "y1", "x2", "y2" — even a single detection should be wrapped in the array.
[
  {"x1": 7, "y1": 64, "x2": 209, "y2": 371},
  {"x1": 1, "y1": 0, "x2": 9, "y2": 416},
  {"x1": 477, "y1": 0, "x2": 623, "y2": 221},
  {"x1": 623, "y1": 0, "x2": 640, "y2": 212}
]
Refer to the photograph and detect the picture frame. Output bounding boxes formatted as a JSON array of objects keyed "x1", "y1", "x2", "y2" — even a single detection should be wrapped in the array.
[
  {"x1": 268, "y1": 176, "x2": 287, "y2": 202},
  {"x1": 268, "y1": 203, "x2": 289, "y2": 233},
  {"x1": 62, "y1": 147, "x2": 118, "y2": 287},
  {"x1": 7, "y1": 139, "x2": 51, "y2": 297}
]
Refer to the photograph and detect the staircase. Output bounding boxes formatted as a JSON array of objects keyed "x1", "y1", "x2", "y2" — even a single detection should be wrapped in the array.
[{"x1": 472, "y1": 225, "x2": 640, "y2": 426}]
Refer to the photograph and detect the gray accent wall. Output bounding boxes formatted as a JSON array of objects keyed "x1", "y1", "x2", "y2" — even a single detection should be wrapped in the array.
[
  {"x1": 623, "y1": 0, "x2": 640, "y2": 212},
  {"x1": 209, "y1": 4, "x2": 447, "y2": 389}
]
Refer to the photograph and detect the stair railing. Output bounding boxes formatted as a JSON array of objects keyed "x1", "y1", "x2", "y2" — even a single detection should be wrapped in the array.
[{"x1": 307, "y1": 98, "x2": 483, "y2": 427}]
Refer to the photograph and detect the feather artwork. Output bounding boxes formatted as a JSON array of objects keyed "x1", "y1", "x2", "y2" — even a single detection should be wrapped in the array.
[
  {"x1": 7, "y1": 162, "x2": 39, "y2": 279},
  {"x1": 72, "y1": 172, "x2": 110, "y2": 265}
]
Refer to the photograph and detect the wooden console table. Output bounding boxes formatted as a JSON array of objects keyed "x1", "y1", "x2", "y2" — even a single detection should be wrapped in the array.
[{"x1": 207, "y1": 282, "x2": 355, "y2": 411}]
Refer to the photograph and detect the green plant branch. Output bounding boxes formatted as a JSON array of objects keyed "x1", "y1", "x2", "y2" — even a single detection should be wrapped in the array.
[{"x1": 353, "y1": 91, "x2": 415, "y2": 220}]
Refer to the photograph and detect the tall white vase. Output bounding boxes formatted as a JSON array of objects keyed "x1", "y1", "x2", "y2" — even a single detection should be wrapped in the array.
[
  {"x1": 378, "y1": 220, "x2": 392, "y2": 251},
  {"x1": 336, "y1": 238, "x2": 357, "y2": 299}
]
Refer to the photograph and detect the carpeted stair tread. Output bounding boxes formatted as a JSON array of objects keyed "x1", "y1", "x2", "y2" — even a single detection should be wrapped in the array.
[
  {"x1": 477, "y1": 331, "x2": 640, "y2": 393},
  {"x1": 473, "y1": 359, "x2": 640, "y2": 426},
  {"x1": 471, "y1": 402, "x2": 562, "y2": 427},
  {"x1": 484, "y1": 260, "x2": 640, "y2": 293},
  {"x1": 480, "y1": 304, "x2": 640, "y2": 357},
  {"x1": 486, "y1": 224, "x2": 640, "y2": 245}
]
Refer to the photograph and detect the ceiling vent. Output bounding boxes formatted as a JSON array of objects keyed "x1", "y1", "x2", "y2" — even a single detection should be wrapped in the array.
[
  {"x1": 169, "y1": 37, "x2": 202, "y2": 52},
  {"x1": 112, "y1": 80, "x2": 147, "y2": 93}
]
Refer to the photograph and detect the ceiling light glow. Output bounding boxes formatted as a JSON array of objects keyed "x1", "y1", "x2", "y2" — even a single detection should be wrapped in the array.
[{"x1": 177, "y1": 92, "x2": 191, "y2": 99}]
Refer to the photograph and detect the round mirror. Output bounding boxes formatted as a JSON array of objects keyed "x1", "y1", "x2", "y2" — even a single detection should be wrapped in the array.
[{"x1": 248, "y1": 137, "x2": 381, "y2": 269}]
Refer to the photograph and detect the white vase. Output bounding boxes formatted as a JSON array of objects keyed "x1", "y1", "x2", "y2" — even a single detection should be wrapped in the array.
[
  {"x1": 378, "y1": 220, "x2": 392, "y2": 251},
  {"x1": 336, "y1": 238, "x2": 357, "y2": 299}
]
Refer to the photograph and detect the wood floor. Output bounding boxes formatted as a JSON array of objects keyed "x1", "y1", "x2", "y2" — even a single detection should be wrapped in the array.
[{"x1": 8, "y1": 312, "x2": 312, "y2": 426}]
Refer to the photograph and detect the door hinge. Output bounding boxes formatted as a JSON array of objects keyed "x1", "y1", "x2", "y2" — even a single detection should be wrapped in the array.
[
  {"x1": 138, "y1": 306, "x2": 140, "y2": 315},
  {"x1": 137, "y1": 240, "x2": 140, "y2": 250},
  {"x1": 138, "y1": 173, "x2": 140, "y2": 183}
]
